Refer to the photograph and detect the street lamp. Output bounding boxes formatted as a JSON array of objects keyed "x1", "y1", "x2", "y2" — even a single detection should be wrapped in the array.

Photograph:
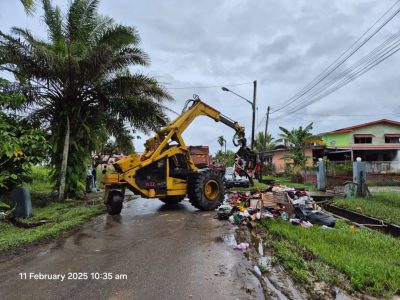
[{"x1": 221, "y1": 80, "x2": 257, "y2": 149}]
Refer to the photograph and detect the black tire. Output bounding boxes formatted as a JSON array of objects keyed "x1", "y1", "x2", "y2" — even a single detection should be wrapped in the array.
[
  {"x1": 106, "y1": 190, "x2": 123, "y2": 215},
  {"x1": 159, "y1": 196, "x2": 184, "y2": 205},
  {"x1": 188, "y1": 170, "x2": 225, "y2": 211}
]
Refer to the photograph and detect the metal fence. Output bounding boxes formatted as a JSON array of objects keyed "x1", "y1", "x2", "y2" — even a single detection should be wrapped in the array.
[
  {"x1": 366, "y1": 161, "x2": 400, "y2": 173},
  {"x1": 325, "y1": 161, "x2": 353, "y2": 190},
  {"x1": 323, "y1": 161, "x2": 400, "y2": 191}
]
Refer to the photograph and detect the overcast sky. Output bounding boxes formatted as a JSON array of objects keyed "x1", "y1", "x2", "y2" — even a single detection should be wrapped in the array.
[{"x1": 1, "y1": 0, "x2": 400, "y2": 153}]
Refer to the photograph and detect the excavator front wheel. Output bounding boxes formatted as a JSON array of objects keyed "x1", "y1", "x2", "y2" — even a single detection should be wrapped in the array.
[
  {"x1": 106, "y1": 190, "x2": 124, "y2": 215},
  {"x1": 160, "y1": 196, "x2": 184, "y2": 205},
  {"x1": 188, "y1": 170, "x2": 224, "y2": 210}
]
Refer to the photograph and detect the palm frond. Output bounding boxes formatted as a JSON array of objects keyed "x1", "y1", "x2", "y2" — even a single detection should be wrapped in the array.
[
  {"x1": 41, "y1": 0, "x2": 64, "y2": 50},
  {"x1": 21, "y1": 0, "x2": 36, "y2": 15}
]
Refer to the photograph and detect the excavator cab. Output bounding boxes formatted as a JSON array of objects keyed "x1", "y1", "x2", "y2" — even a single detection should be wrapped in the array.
[{"x1": 101, "y1": 96, "x2": 257, "y2": 215}]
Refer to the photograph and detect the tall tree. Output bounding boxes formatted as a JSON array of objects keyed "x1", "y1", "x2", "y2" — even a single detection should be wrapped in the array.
[
  {"x1": 254, "y1": 132, "x2": 275, "y2": 153},
  {"x1": 217, "y1": 136, "x2": 225, "y2": 151},
  {"x1": 278, "y1": 123, "x2": 313, "y2": 182},
  {"x1": 0, "y1": 0, "x2": 172, "y2": 199},
  {"x1": 217, "y1": 135, "x2": 226, "y2": 163}
]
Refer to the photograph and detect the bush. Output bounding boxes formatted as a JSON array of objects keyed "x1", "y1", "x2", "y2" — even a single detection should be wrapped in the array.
[{"x1": 0, "y1": 113, "x2": 49, "y2": 192}]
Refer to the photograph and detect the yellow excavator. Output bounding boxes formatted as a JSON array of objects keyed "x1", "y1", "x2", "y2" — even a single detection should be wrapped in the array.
[{"x1": 101, "y1": 95, "x2": 256, "y2": 215}]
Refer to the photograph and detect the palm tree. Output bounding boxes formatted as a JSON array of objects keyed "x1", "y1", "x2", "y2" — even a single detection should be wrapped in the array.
[
  {"x1": 217, "y1": 136, "x2": 226, "y2": 163},
  {"x1": 20, "y1": 0, "x2": 36, "y2": 14},
  {"x1": 254, "y1": 132, "x2": 276, "y2": 153},
  {"x1": 277, "y1": 123, "x2": 313, "y2": 182},
  {"x1": 0, "y1": 0, "x2": 172, "y2": 199}
]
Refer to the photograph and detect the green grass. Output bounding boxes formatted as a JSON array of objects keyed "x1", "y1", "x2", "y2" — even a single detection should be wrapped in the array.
[
  {"x1": 22, "y1": 165, "x2": 53, "y2": 192},
  {"x1": 262, "y1": 175, "x2": 316, "y2": 190},
  {"x1": 334, "y1": 192, "x2": 400, "y2": 225},
  {"x1": 230, "y1": 180, "x2": 268, "y2": 191},
  {"x1": 230, "y1": 175, "x2": 316, "y2": 192},
  {"x1": 0, "y1": 200, "x2": 104, "y2": 252},
  {"x1": 260, "y1": 219, "x2": 400, "y2": 297}
]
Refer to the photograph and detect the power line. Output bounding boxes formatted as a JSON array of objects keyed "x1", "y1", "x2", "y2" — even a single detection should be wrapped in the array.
[
  {"x1": 271, "y1": 0, "x2": 400, "y2": 114},
  {"x1": 254, "y1": 112, "x2": 267, "y2": 132},
  {"x1": 274, "y1": 31, "x2": 400, "y2": 115},
  {"x1": 167, "y1": 82, "x2": 253, "y2": 90},
  {"x1": 281, "y1": 34, "x2": 400, "y2": 115}
]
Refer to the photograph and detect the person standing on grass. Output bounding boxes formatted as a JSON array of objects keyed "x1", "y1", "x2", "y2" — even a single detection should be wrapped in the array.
[
  {"x1": 86, "y1": 164, "x2": 93, "y2": 193},
  {"x1": 92, "y1": 162, "x2": 99, "y2": 191}
]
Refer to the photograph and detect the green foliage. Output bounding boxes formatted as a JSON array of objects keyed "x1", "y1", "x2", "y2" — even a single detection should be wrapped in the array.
[
  {"x1": 262, "y1": 175, "x2": 316, "y2": 190},
  {"x1": 326, "y1": 161, "x2": 352, "y2": 176},
  {"x1": 278, "y1": 123, "x2": 313, "y2": 183},
  {"x1": 22, "y1": 166, "x2": 53, "y2": 192},
  {"x1": 278, "y1": 123, "x2": 313, "y2": 168},
  {"x1": 0, "y1": 113, "x2": 49, "y2": 192},
  {"x1": 217, "y1": 136, "x2": 226, "y2": 149},
  {"x1": 260, "y1": 219, "x2": 400, "y2": 297},
  {"x1": 214, "y1": 149, "x2": 235, "y2": 166},
  {"x1": 254, "y1": 132, "x2": 276, "y2": 153},
  {"x1": 0, "y1": 200, "x2": 104, "y2": 252},
  {"x1": 20, "y1": 0, "x2": 36, "y2": 14},
  {"x1": 334, "y1": 192, "x2": 400, "y2": 225},
  {"x1": 0, "y1": 0, "x2": 172, "y2": 196},
  {"x1": 230, "y1": 179, "x2": 267, "y2": 191}
]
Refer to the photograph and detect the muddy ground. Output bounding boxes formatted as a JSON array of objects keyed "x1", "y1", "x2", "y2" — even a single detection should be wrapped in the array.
[{"x1": 0, "y1": 197, "x2": 375, "y2": 299}]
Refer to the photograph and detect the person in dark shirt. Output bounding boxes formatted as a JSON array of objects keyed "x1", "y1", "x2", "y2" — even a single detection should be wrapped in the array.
[{"x1": 92, "y1": 162, "x2": 99, "y2": 191}]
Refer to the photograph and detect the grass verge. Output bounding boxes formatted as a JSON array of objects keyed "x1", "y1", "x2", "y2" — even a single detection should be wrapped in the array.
[
  {"x1": 262, "y1": 175, "x2": 316, "y2": 190},
  {"x1": 230, "y1": 180, "x2": 268, "y2": 191},
  {"x1": 334, "y1": 192, "x2": 400, "y2": 226},
  {"x1": 0, "y1": 200, "x2": 104, "y2": 252},
  {"x1": 260, "y1": 218, "x2": 400, "y2": 297},
  {"x1": 22, "y1": 166, "x2": 53, "y2": 192}
]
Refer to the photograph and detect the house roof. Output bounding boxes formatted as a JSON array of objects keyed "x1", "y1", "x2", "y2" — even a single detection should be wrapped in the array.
[{"x1": 324, "y1": 119, "x2": 400, "y2": 134}]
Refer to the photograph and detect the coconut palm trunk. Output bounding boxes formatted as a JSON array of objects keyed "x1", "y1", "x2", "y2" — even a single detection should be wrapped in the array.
[{"x1": 58, "y1": 116, "x2": 70, "y2": 201}]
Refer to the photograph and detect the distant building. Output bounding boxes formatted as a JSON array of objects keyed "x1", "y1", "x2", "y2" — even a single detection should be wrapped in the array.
[
  {"x1": 261, "y1": 119, "x2": 400, "y2": 174},
  {"x1": 320, "y1": 119, "x2": 400, "y2": 162}
]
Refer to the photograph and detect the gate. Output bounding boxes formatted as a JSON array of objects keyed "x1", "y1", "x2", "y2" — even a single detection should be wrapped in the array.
[{"x1": 325, "y1": 161, "x2": 353, "y2": 193}]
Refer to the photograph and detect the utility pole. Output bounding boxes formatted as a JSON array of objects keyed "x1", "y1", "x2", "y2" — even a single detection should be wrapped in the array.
[
  {"x1": 221, "y1": 80, "x2": 257, "y2": 149},
  {"x1": 251, "y1": 80, "x2": 257, "y2": 149},
  {"x1": 264, "y1": 106, "x2": 270, "y2": 147}
]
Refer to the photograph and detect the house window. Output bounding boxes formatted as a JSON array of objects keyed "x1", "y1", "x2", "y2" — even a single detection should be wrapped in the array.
[
  {"x1": 385, "y1": 135, "x2": 400, "y2": 143},
  {"x1": 354, "y1": 136, "x2": 372, "y2": 144}
]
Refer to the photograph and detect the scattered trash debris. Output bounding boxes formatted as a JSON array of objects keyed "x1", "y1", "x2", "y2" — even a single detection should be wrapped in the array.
[
  {"x1": 234, "y1": 242, "x2": 250, "y2": 250},
  {"x1": 253, "y1": 265, "x2": 262, "y2": 276},
  {"x1": 216, "y1": 183, "x2": 336, "y2": 231}
]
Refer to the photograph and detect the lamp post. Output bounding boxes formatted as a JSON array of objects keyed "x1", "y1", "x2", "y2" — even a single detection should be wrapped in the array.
[{"x1": 222, "y1": 80, "x2": 257, "y2": 149}]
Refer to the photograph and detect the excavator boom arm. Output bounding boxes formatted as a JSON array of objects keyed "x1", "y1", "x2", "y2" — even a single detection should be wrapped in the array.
[{"x1": 160, "y1": 99, "x2": 245, "y2": 138}]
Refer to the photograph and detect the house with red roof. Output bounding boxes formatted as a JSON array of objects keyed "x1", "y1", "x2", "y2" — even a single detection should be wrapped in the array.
[{"x1": 320, "y1": 119, "x2": 400, "y2": 162}]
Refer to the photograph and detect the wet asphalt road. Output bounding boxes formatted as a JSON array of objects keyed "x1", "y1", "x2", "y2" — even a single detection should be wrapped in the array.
[{"x1": 0, "y1": 197, "x2": 264, "y2": 300}]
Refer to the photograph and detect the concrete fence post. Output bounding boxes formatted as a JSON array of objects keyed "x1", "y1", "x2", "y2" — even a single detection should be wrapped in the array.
[
  {"x1": 316, "y1": 158, "x2": 326, "y2": 191},
  {"x1": 353, "y1": 158, "x2": 367, "y2": 197}
]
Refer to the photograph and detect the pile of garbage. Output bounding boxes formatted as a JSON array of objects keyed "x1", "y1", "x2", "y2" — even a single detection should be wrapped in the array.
[{"x1": 217, "y1": 184, "x2": 335, "y2": 229}]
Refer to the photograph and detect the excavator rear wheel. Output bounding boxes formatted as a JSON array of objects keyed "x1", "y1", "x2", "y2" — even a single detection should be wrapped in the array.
[
  {"x1": 160, "y1": 196, "x2": 184, "y2": 205},
  {"x1": 106, "y1": 190, "x2": 123, "y2": 215},
  {"x1": 188, "y1": 170, "x2": 224, "y2": 210}
]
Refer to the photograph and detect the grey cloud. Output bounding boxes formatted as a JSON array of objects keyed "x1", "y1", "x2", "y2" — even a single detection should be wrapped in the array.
[{"x1": 1, "y1": 0, "x2": 399, "y2": 153}]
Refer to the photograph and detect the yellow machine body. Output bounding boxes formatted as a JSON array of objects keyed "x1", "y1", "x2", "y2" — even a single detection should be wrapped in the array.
[{"x1": 101, "y1": 98, "x2": 245, "y2": 203}]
